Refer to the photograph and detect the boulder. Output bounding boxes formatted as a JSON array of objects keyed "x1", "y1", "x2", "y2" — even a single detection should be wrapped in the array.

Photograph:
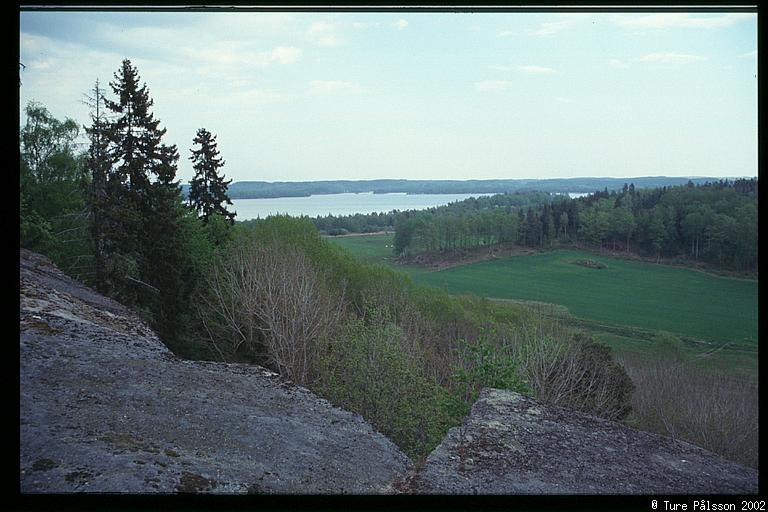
[{"x1": 414, "y1": 388, "x2": 758, "y2": 494}]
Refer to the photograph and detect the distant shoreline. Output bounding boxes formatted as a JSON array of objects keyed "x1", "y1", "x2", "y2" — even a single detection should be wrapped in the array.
[{"x1": 181, "y1": 176, "x2": 733, "y2": 200}]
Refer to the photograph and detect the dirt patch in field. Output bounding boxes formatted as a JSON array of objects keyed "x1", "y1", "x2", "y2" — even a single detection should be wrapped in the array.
[
  {"x1": 324, "y1": 231, "x2": 393, "y2": 238},
  {"x1": 397, "y1": 243, "x2": 539, "y2": 271}
]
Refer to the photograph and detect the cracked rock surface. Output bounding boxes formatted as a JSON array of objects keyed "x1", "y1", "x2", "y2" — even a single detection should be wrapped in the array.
[
  {"x1": 19, "y1": 249, "x2": 412, "y2": 494},
  {"x1": 413, "y1": 388, "x2": 758, "y2": 494}
]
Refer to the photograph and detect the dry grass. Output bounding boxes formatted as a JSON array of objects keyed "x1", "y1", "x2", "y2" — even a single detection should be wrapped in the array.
[{"x1": 617, "y1": 352, "x2": 759, "y2": 469}]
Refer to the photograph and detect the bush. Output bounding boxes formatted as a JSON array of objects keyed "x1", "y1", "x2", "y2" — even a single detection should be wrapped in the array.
[
  {"x1": 521, "y1": 326, "x2": 634, "y2": 421},
  {"x1": 315, "y1": 307, "x2": 458, "y2": 459},
  {"x1": 197, "y1": 233, "x2": 345, "y2": 382},
  {"x1": 651, "y1": 331, "x2": 688, "y2": 364},
  {"x1": 451, "y1": 328, "x2": 530, "y2": 404}
]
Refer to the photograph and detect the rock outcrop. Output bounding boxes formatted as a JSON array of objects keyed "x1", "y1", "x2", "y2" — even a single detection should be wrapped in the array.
[
  {"x1": 19, "y1": 250, "x2": 412, "y2": 493},
  {"x1": 413, "y1": 388, "x2": 758, "y2": 494}
]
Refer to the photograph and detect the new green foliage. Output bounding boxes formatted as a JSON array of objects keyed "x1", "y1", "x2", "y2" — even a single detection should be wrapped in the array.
[
  {"x1": 451, "y1": 328, "x2": 531, "y2": 405},
  {"x1": 19, "y1": 101, "x2": 92, "y2": 282},
  {"x1": 316, "y1": 307, "x2": 458, "y2": 459}
]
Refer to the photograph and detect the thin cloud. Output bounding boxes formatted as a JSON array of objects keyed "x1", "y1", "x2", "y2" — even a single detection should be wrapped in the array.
[
  {"x1": 309, "y1": 80, "x2": 361, "y2": 93},
  {"x1": 742, "y1": 50, "x2": 757, "y2": 59},
  {"x1": 637, "y1": 52, "x2": 706, "y2": 64},
  {"x1": 193, "y1": 45, "x2": 303, "y2": 69},
  {"x1": 473, "y1": 80, "x2": 514, "y2": 92},
  {"x1": 307, "y1": 20, "x2": 342, "y2": 46},
  {"x1": 528, "y1": 19, "x2": 574, "y2": 37},
  {"x1": 270, "y1": 46, "x2": 302, "y2": 64},
  {"x1": 352, "y1": 21, "x2": 379, "y2": 30},
  {"x1": 395, "y1": 19, "x2": 408, "y2": 31},
  {"x1": 608, "y1": 58, "x2": 630, "y2": 69},
  {"x1": 28, "y1": 57, "x2": 55, "y2": 70},
  {"x1": 486, "y1": 64, "x2": 557, "y2": 75},
  {"x1": 515, "y1": 65, "x2": 557, "y2": 74},
  {"x1": 497, "y1": 29, "x2": 516, "y2": 38},
  {"x1": 611, "y1": 13, "x2": 753, "y2": 30}
]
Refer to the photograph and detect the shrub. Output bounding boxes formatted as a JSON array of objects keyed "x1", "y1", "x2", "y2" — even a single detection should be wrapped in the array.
[
  {"x1": 197, "y1": 234, "x2": 345, "y2": 383},
  {"x1": 520, "y1": 326, "x2": 634, "y2": 421},
  {"x1": 315, "y1": 307, "x2": 457, "y2": 459},
  {"x1": 451, "y1": 328, "x2": 530, "y2": 404},
  {"x1": 651, "y1": 331, "x2": 688, "y2": 364}
]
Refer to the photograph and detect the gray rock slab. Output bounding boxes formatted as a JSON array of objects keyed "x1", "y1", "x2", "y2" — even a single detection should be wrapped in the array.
[
  {"x1": 19, "y1": 250, "x2": 412, "y2": 494},
  {"x1": 414, "y1": 388, "x2": 758, "y2": 494}
]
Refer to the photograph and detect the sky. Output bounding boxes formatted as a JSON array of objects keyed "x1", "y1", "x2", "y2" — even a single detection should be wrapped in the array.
[{"x1": 19, "y1": 9, "x2": 758, "y2": 184}]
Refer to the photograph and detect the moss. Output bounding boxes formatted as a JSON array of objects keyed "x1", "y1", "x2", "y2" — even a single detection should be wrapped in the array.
[
  {"x1": 99, "y1": 432, "x2": 160, "y2": 454},
  {"x1": 64, "y1": 470, "x2": 93, "y2": 483},
  {"x1": 32, "y1": 458, "x2": 58, "y2": 471},
  {"x1": 176, "y1": 471, "x2": 218, "y2": 494}
]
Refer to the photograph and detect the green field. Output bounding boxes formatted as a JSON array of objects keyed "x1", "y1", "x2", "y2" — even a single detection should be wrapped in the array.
[
  {"x1": 326, "y1": 233, "x2": 398, "y2": 265},
  {"x1": 415, "y1": 250, "x2": 757, "y2": 346},
  {"x1": 326, "y1": 234, "x2": 759, "y2": 375}
]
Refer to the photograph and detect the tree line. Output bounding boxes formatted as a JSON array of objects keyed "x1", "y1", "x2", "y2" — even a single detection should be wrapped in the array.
[
  {"x1": 311, "y1": 190, "x2": 553, "y2": 236},
  {"x1": 392, "y1": 180, "x2": 758, "y2": 273},
  {"x1": 21, "y1": 59, "x2": 235, "y2": 348}
]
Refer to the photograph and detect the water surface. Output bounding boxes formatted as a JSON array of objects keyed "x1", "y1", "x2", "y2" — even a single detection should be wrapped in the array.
[{"x1": 231, "y1": 192, "x2": 494, "y2": 220}]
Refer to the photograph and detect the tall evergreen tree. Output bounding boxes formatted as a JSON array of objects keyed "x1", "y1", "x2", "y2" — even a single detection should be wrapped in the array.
[
  {"x1": 84, "y1": 79, "x2": 114, "y2": 293},
  {"x1": 86, "y1": 59, "x2": 191, "y2": 339},
  {"x1": 142, "y1": 143, "x2": 192, "y2": 343},
  {"x1": 188, "y1": 128, "x2": 235, "y2": 225}
]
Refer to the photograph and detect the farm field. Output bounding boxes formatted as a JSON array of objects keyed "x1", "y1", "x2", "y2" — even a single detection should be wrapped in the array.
[
  {"x1": 326, "y1": 234, "x2": 759, "y2": 375},
  {"x1": 415, "y1": 249, "x2": 758, "y2": 346}
]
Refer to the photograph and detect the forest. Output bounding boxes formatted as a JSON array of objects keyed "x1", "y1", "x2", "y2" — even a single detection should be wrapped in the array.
[
  {"x1": 320, "y1": 180, "x2": 758, "y2": 274},
  {"x1": 19, "y1": 59, "x2": 757, "y2": 467}
]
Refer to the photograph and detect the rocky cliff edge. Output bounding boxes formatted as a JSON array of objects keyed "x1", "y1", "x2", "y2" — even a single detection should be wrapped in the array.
[
  {"x1": 19, "y1": 249, "x2": 412, "y2": 493},
  {"x1": 413, "y1": 388, "x2": 758, "y2": 494}
]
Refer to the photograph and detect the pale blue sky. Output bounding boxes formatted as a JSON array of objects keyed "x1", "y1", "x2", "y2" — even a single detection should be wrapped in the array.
[{"x1": 19, "y1": 10, "x2": 757, "y2": 183}]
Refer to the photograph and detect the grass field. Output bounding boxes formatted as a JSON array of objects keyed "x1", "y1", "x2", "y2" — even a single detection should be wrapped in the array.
[
  {"x1": 326, "y1": 233, "x2": 398, "y2": 265},
  {"x1": 326, "y1": 234, "x2": 759, "y2": 376},
  {"x1": 416, "y1": 250, "x2": 757, "y2": 346}
]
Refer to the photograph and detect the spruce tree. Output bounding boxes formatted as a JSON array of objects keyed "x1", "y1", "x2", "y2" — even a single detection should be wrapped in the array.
[
  {"x1": 86, "y1": 60, "x2": 154, "y2": 306},
  {"x1": 86, "y1": 59, "x2": 190, "y2": 338},
  {"x1": 142, "y1": 143, "x2": 191, "y2": 344},
  {"x1": 84, "y1": 79, "x2": 114, "y2": 293},
  {"x1": 188, "y1": 128, "x2": 235, "y2": 225}
]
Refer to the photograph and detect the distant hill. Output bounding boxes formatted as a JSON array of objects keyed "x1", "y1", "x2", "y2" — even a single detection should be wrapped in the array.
[{"x1": 180, "y1": 177, "x2": 733, "y2": 200}]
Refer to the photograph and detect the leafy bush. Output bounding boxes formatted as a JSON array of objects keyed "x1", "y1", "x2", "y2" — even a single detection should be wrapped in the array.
[
  {"x1": 651, "y1": 331, "x2": 688, "y2": 364},
  {"x1": 451, "y1": 328, "x2": 530, "y2": 403},
  {"x1": 315, "y1": 307, "x2": 459, "y2": 459}
]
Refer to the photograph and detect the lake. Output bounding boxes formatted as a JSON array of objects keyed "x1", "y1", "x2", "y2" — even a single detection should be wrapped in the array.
[{"x1": 230, "y1": 192, "x2": 495, "y2": 220}]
